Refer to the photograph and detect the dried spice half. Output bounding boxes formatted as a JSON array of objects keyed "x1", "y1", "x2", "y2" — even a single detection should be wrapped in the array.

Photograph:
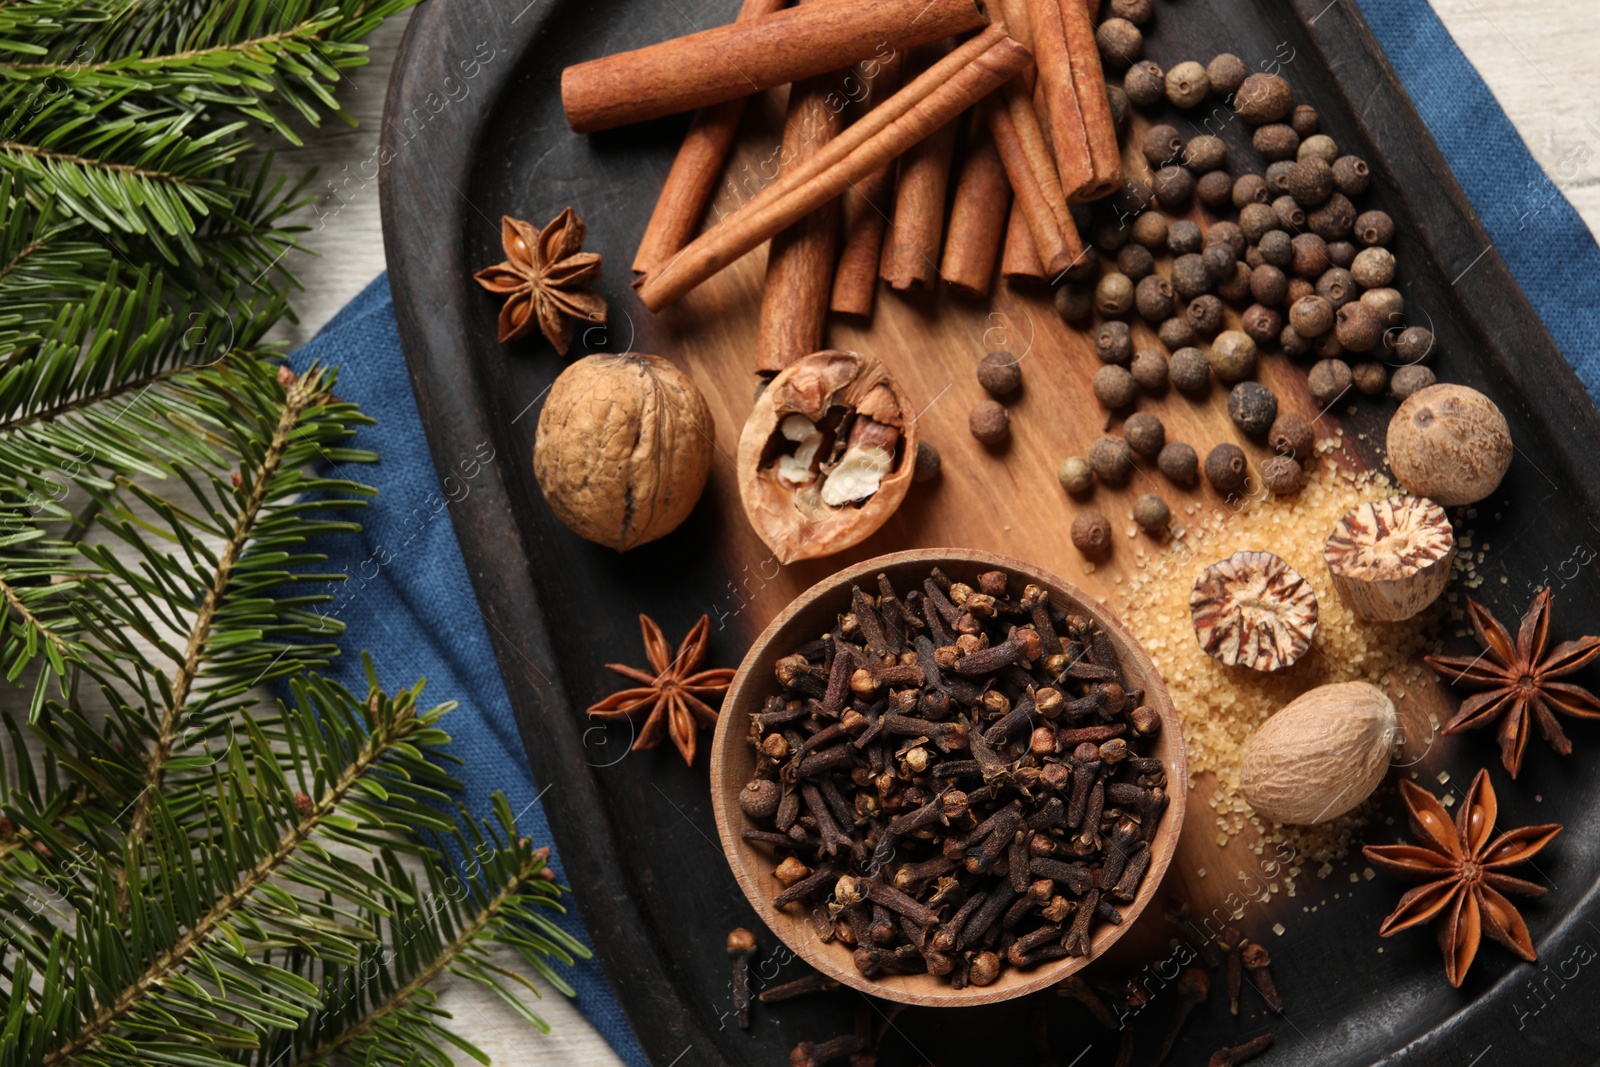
[
  {"x1": 474, "y1": 208, "x2": 606, "y2": 353},
  {"x1": 1190, "y1": 550, "x2": 1319, "y2": 672}
]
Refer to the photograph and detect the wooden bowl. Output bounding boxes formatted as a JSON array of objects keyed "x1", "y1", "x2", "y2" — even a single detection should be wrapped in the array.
[{"x1": 709, "y1": 548, "x2": 1188, "y2": 1007}]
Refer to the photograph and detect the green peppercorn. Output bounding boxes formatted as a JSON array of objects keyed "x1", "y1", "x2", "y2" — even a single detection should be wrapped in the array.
[
  {"x1": 1289, "y1": 294, "x2": 1334, "y2": 336},
  {"x1": 1095, "y1": 18, "x2": 1143, "y2": 69},
  {"x1": 1268, "y1": 411, "x2": 1315, "y2": 458},
  {"x1": 1054, "y1": 282, "x2": 1094, "y2": 325},
  {"x1": 1124, "y1": 411, "x2": 1166, "y2": 457},
  {"x1": 1131, "y1": 210, "x2": 1169, "y2": 249},
  {"x1": 1183, "y1": 134, "x2": 1227, "y2": 173},
  {"x1": 1206, "y1": 221, "x2": 1247, "y2": 260},
  {"x1": 1394, "y1": 325, "x2": 1435, "y2": 364},
  {"x1": 1330, "y1": 155, "x2": 1370, "y2": 196},
  {"x1": 1117, "y1": 243, "x2": 1155, "y2": 282},
  {"x1": 1280, "y1": 324, "x2": 1313, "y2": 359},
  {"x1": 1308, "y1": 193, "x2": 1356, "y2": 241},
  {"x1": 1207, "y1": 53, "x2": 1249, "y2": 96},
  {"x1": 1095, "y1": 320, "x2": 1132, "y2": 364},
  {"x1": 1133, "y1": 493, "x2": 1171, "y2": 535},
  {"x1": 1242, "y1": 304, "x2": 1282, "y2": 347},
  {"x1": 1326, "y1": 240, "x2": 1356, "y2": 269},
  {"x1": 1229, "y1": 381, "x2": 1278, "y2": 435},
  {"x1": 1057, "y1": 454, "x2": 1094, "y2": 494},
  {"x1": 1307, "y1": 358, "x2": 1352, "y2": 405},
  {"x1": 1290, "y1": 104, "x2": 1319, "y2": 138},
  {"x1": 1170, "y1": 345, "x2": 1212, "y2": 393},
  {"x1": 1186, "y1": 293, "x2": 1225, "y2": 336},
  {"x1": 1297, "y1": 134, "x2": 1340, "y2": 165},
  {"x1": 978, "y1": 350, "x2": 1023, "y2": 396},
  {"x1": 1290, "y1": 233, "x2": 1330, "y2": 279},
  {"x1": 1196, "y1": 170, "x2": 1234, "y2": 210},
  {"x1": 1260, "y1": 454, "x2": 1304, "y2": 495},
  {"x1": 1335, "y1": 302, "x2": 1384, "y2": 352},
  {"x1": 1351, "y1": 360, "x2": 1388, "y2": 395},
  {"x1": 1088, "y1": 436, "x2": 1132, "y2": 484},
  {"x1": 1257, "y1": 229, "x2": 1294, "y2": 268},
  {"x1": 1131, "y1": 347, "x2": 1169, "y2": 391},
  {"x1": 1389, "y1": 364, "x2": 1437, "y2": 399},
  {"x1": 1271, "y1": 195, "x2": 1306, "y2": 232},
  {"x1": 1123, "y1": 60, "x2": 1166, "y2": 108},
  {"x1": 1165, "y1": 61, "x2": 1210, "y2": 108},
  {"x1": 1157, "y1": 440, "x2": 1199, "y2": 484},
  {"x1": 1113, "y1": 178, "x2": 1155, "y2": 217},
  {"x1": 1355, "y1": 210, "x2": 1394, "y2": 248},
  {"x1": 1171, "y1": 254, "x2": 1211, "y2": 300},
  {"x1": 1167, "y1": 219, "x2": 1203, "y2": 255},
  {"x1": 1350, "y1": 246, "x2": 1396, "y2": 289},
  {"x1": 1265, "y1": 160, "x2": 1297, "y2": 196},
  {"x1": 1208, "y1": 330, "x2": 1257, "y2": 382},
  {"x1": 1071, "y1": 510, "x2": 1114, "y2": 558},
  {"x1": 1233, "y1": 173, "x2": 1271, "y2": 209},
  {"x1": 1204, "y1": 443, "x2": 1250, "y2": 492},
  {"x1": 1218, "y1": 261, "x2": 1254, "y2": 304},
  {"x1": 1236, "y1": 72, "x2": 1293, "y2": 124},
  {"x1": 1251, "y1": 264, "x2": 1289, "y2": 306},
  {"x1": 913, "y1": 440, "x2": 942, "y2": 483},
  {"x1": 1135, "y1": 274, "x2": 1174, "y2": 323},
  {"x1": 1096, "y1": 271, "x2": 1135, "y2": 317},
  {"x1": 969, "y1": 399, "x2": 1009, "y2": 444},
  {"x1": 1159, "y1": 316, "x2": 1197, "y2": 350},
  {"x1": 1316, "y1": 267, "x2": 1356, "y2": 309},
  {"x1": 1093, "y1": 364, "x2": 1138, "y2": 410},
  {"x1": 1287, "y1": 158, "x2": 1334, "y2": 206},
  {"x1": 1361, "y1": 287, "x2": 1404, "y2": 324},
  {"x1": 1253, "y1": 123, "x2": 1300, "y2": 162}
]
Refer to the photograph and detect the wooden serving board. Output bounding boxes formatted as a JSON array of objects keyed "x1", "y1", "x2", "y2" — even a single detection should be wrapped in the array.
[{"x1": 379, "y1": 0, "x2": 1600, "y2": 1063}]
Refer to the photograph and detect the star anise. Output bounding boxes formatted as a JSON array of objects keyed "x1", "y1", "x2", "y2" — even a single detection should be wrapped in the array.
[
  {"x1": 586, "y1": 613, "x2": 734, "y2": 766},
  {"x1": 473, "y1": 208, "x2": 606, "y2": 354},
  {"x1": 1363, "y1": 769, "x2": 1560, "y2": 987},
  {"x1": 1425, "y1": 587, "x2": 1600, "y2": 777}
]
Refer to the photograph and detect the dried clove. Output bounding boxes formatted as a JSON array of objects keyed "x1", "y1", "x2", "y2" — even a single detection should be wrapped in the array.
[
  {"x1": 727, "y1": 928, "x2": 757, "y2": 1029},
  {"x1": 1151, "y1": 967, "x2": 1210, "y2": 1066},
  {"x1": 1242, "y1": 942, "x2": 1284, "y2": 1013},
  {"x1": 1207, "y1": 1034, "x2": 1275, "y2": 1067}
]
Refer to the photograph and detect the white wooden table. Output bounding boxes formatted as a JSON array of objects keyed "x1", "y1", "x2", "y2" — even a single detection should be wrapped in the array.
[{"x1": 276, "y1": 4, "x2": 1600, "y2": 1063}]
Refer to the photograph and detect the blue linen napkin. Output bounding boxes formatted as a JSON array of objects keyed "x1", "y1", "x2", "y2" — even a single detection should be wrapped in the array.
[{"x1": 285, "y1": 2, "x2": 1600, "y2": 1064}]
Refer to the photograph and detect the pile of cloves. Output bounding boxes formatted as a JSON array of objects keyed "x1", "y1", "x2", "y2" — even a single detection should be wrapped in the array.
[{"x1": 737, "y1": 565, "x2": 1169, "y2": 987}]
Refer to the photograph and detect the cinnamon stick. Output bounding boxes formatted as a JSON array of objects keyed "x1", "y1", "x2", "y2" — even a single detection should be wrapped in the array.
[
  {"x1": 632, "y1": 0, "x2": 787, "y2": 275},
  {"x1": 1026, "y1": 0, "x2": 1094, "y2": 198},
  {"x1": 830, "y1": 53, "x2": 905, "y2": 318},
  {"x1": 756, "y1": 66, "x2": 847, "y2": 372},
  {"x1": 561, "y1": 0, "x2": 988, "y2": 133},
  {"x1": 941, "y1": 110, "x2": 1011, "y2": 297},
  {"x1": 638, "y1": 26, "x2": 1030, "y2": 312},
  {"x1": 879, "y1": 42, "x2": 959, "y2": 292},
  {"x1": 984, "y1": 86, "x2": 1082, "y2": 276},
  {"x1": 1058, "y1": 0, "x2": 1121, "y2": 199},
  {"x1": 1000, "y1": 199, "x2": 1046, "y2": 280}
]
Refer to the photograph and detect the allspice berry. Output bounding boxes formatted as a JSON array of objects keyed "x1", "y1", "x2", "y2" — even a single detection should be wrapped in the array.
[
  {"x1": 1290, "y1": 104, "x2": 1320, "y2": 137},
  {"x1": 1232, "y1": 173, "x2": 1270, "y2": 209},
  {"x1": 1152, "y1": 165, "x2": 1195, "y2": 210},
  {"x1": 1229, "y1": 381, "x2": 1279, "y2": 435},
  {"x1": 1054, "y1": 282, "x2": 1093, "y2": 325},
  {"x1": 913, "y1": 440, "x2": 942, "y2": 483},
  {"x1": 1308, "y1": 194, "x2": 1356, "y2": 241},
  {"x1": 1386, "y1": 384, "x2": 1512, "y2": 505},
  {"x1": 1355, "y1": 210, "x2": 1394, "y2": 247},
  {"x1": 1326, "y1": 240, "x2": 1357, "y2": 269},
  {"x1": 1207, "y1": 330, "x2": 1257, "y2": 383},
  {"x1": 1131, "y1": 210, "x2": 1169, "y2": 249},
  {"x1": 1204, "y1": 443, "x2": 1250, "y2": 492},
  {"x1": 1218, "y1": 261, "x2": 1254, "y2": 304},
  {"x1": 1094, "y1": 364, "x2": 1139, "y2": 410},
  {"x1": 1241, "y1": 304, "x2": 1282, "y2": 347},
  {"x1": 1352, "y1": 360, "x2": 1389, "y2": 395},
  {"x1": 1268, "y1": 411, "x2": 1315, "y2": 459},
  {"x1": 1270, "y1": 195, "x2": 1306, "y2": 232},
  {"x1": 1265, "y1": 160, "x2": 1296, "y2": 197},
  {"x1": 1071, "y1": 511, "x2": 1114, "y2": 558},
  {"x1": 1287, "y1": 158, "x2": 1334, "y2": 206},
  {"x1": 1158, "y1": 441, "x2": 1199, "y2": 484},
  {"x1": 977, "y1": 350, "x2": 1022, "y2": 396},
  {"x1": 1350, "y1": 246, "x2": 1396, "y2": 289},
  {"x1": 1336, "y1": 301, "x2": 1384, "y2": 352},
  {"x1": 1251, "y1": 264, "x2": 1289, "y2": 306},
  {"x1": 1142, "y1": 125, "x2": 1183, "y2": 169},
  {"x1": 1088, "y1": 435, "x2": 1133, "y2": 484},
  {"x1": 1168, "y1": 219, "x2": 1203, "y2": 254},
  {"x1": 1316, "y1": 267, "x2": 1357, "y2": 309},
  {"x1": 1117, "y1": 243, "x2": 1155, "y2": 281},
  {"x1": 1124, "y1": 60, "x2": 1166, "y2": 107},
  {"x1": 1289, "y1": 294, "x2": 1334, "y2": 337},
  {"x1": 1159, "y1": 316, "x2": 1197, "y2": 350},
  {"x1": 1133, "y1": 494, "x2": 1171, "y2": 535},
  {"x1": 1106, "y1": 84, "x2": 1130, "y2": 132},
  {"x1": 1260, "y1": 455, "x2": 1304, "y2": 495},
  {"x1": 1111, "y1": 0, "x2": 1154, "y2": 25},
  {"x1": 1207, "y1": 53, "x2": 1249, "y2": 95},
  {"x1": 1390, "y1": 364, "x2": 1437, "y2": 399},
  {"x1": 1362, "y1": 287, "x2": 1405, "y2": 323},
  {"x1": 1095, "y1": 272, "x2": 1135, "y2": 317},
  {"x1": 1057, "y1": 455, "x2": 1094, "y2": 494},
  {"x1": 1096, "y1": 18, "x2": 1143, "y2": 68},
  {"x1": 1253, "y1": 123, "x2": 1300, "y2": 162},
  {"x1": 1235, "y1": 73, "x2": 1293, "y2": 124},
  {"x1": 1290, "y1": 233, "x2": 1330, "y2": 279},
  {"x1": 1165, "y1": 60, "x2": 1210, "y2": 108},
  {"x1": 1172, "y1": 253, "x2": 1212, "y2": 300},
  {"x1": 1238, "y1": 202, "x2": 1280, "y2": 243},
  {"x1": 1096, "y1": 320, "x2": 1133, "y2": 363},
  {"x1": 1184, "y1": 134, "x2": 1227, "y2": 173},
  {"x1": 1131, "y1": 347, "x2": 1170, "y2": 391},
  {"x1": 1201, "y1": 243, "x2": 1237, "y2": 281},
  {"x1": 1197, "y1": 169, "x2": 1235, "y2": 210},
  {"x1": 1169, "y1": 347, "x2": 1210, "y2": 393},
  {"x1": 1205, "y1": 221, "x2": 1247, "y2": 259},
  {"x1": 1331, "y1": 155, "x2": 1371, "y2": 196},
  {"x1": 969, "y1": 399, "x2": 1009, "y2": 444},
  {"x1": 1297, "y1": 134, "x2": 1340, "y2": 164},
  {"x1": 1280, "y1": 324, "x2": 1313, "y2": 359},
  {"x1": 1394, "y1": 325, "x2": 1436, "y2": 364},
  {"x1": 1258, "y1": 230, "x2": 1294, "y2": 269},
  {"x1": 1186, "y1": 293, "x2": 1225, "y2": 336},
  {"x1": 1135, "y1": 274, "x2": 1175, "y2": 323},
  {"x1": 1308, "y1": 358, "x2": 1353, "y2": 405},
  {"x1": 1124, "y1": 411, "x2": 1166, "y2": 457}
]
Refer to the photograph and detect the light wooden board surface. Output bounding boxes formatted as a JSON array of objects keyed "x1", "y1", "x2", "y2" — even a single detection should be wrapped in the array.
[{"x1": 122, "y1": 4, "x2": 1600, "y2": 1065}]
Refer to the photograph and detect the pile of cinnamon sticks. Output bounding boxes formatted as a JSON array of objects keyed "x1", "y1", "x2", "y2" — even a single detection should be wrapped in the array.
[{"x1": 561, "y1": 0, "x2": 1122, "y2": 372}]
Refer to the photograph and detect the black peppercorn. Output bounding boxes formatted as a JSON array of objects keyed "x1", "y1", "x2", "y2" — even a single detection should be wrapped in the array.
[
  {"x1": 1289, "y1": 294, "x2": 1334, "y2": 337},
  {"x1": 1335, "y1": 301, "x2": 1383, "y2": 352},
  {"x1": 1265, "y1": 160, "x2": 1297, "y2": 196},
  {"x1": 1071, "y1": 510, "x2": 1114, "y2": 558},
  {"x1": 1326, "y1": 240, "x2": 1357, "y2": 269},
  {"x1": 1355, "y1": 210, "x2": 1394, "y2": 247},
  {"x1": 1205, "y1": 221, "x2": 1247, "y2": 260},
  {"x1": 1208, "y1": 329, "x2": 1257, "y2": 382},
  {"x1": 1232, "y1": 173, "x2": 1270, "y2": 209},
  {"x1": 1117, "y1": 242, "x2": 1155, "y2": 282},
  {"x1": 1286, "y1": 158, "x2": 1333, "y2": 206},
  {"x1": 1201, "y1": 243, "x2": 1237, "y2": 281},
  {"x1": 1257, "y1": 229, "x2": 1294, "y2": 269},
  {"x1": 1135, "y1": 274, "x2": 1175, "y2": 323},
  {"x1": 1253, "y1": 123, "x2": 1300, "y2": 162},
  {"x1": 1207, "y1": 53, "x2": 1249, "y2": 96},
  {"x1": 1229, "y1": 381, "x2": 1278, "y2": 435},
  {"x1": 1315, "y1": 267, "x2": 1356, "y2": 309},
  {"x1": 1204, "y1": 443, "x2": 1250, "y2": 492},
  {"x1": 1093, "y1": 364, "x2": 1139, "y2": 410},
  {"x1": 1217, "y1": 261, "x2": 1253, "y2": 304},
  {"x1": 1169, "y1": 347, "x2": 1210, "y2": 393},
  {"x1": 1123, "y1": 60, "x2": 1166, "y2": 108},
  {"x1": 1183, "y1": 134, "x2": 1227, "y2": 173},
  {"x1": 1157, "y1": 440, "x2": 1199, "y2": 484},
  {"x1": 913, "y1": 440, "x2": 942, "y2": 483},
  {"x1": 1171, "y1": 253, "x2": 1211, "y2": 300},
  {"x1": 1054, "y1": 282, "x2": 1094, "y2": 325},
  {"x1": 1268, "y1": 411, "x2": 1315, "y2": 459},
  {"x1": 1238, "y1": 202, "x2": 1281, "y2": 243},
  {"x1": 1290, "y1": 104, "x2": 1319, "y2": 138},
  {"x1": 1095, "y1": 320, "x2": 1133, "y2": 363},
  {"x1": 1186, "y1": 293, "x2": 1225, "y2": 336},
  {"x1": 1197, "y1": 169, "x2": 1234, "y2": 210},
  {"x1": 1280, "y1": 324, "x2": 1313, "y2": 359},
  {"x1": 1251, "y1": 264, "x2": 1289, "y2": 306},
  {"x1": 1165, "y1": 61, "x2": 1210, "y2": 109},
  {"x1": 1390, "y1": 364, "x2": 1437, "y2": 399},
  {"x1": 1113, "y1": 179, "x2": 1155, "y2": 218},
  {"x1": 1394, "y1": 325, "x2": 1435, "y2": 364},
  {"x1": 1124, "y1": 411, "x2": 1166, "y2": 457},
  {"x1": 1096, "y1": 271, "x2": 1136, "y2": 317},
  {"x1": 1159, "y1": 316, "x2": 1197, "y2": 350},
  {"x1": 1241, "y1": 304, "x2": 1282, "y2": 347},
  {"x1": 1235, "y1": 73, "x2": 1293, "y2": 125},
  {"x1": 1153, "y1": 166, "x2": 1196, "y2": 210},
  {"x1": 1307, "y1": 358, "x2": 1352, "y2": 405},
  {"x1": 1095, "y1": 18, "x2": 1143, "y2": 69},
  {"x1": 1290, "y1": 233, "x2": 1330, "y2": 279},
  {"x1": 1307, "y1": 193, "x2": 1356, "y2": 241},
  {"x1": 1297, "y1": 134, "x2": 1340, "y2": 165},
  {"x1": 1271, "y1": 195, "x2": 1306, "y2": 232},
  {"x1": 1167, "y1": 219, "x2": 1203, "y2": 255},
  {"x1": 1131, "y1": 347, "x2": 1169, "y2": 391},
  {"x1": 1087, "y1": 436, "x2": 1133, "y2": 484},
  {"x1": 1351, "y1": 360, "x2": 1389, "y2": 395},
  {"x1": 1330, "y1": 155, "x2": 1370, "y2": 196},
  {"x1": 1133, "y1": 493, "x2": 1171, "y2": 535},
  {"x1": 1141, "y1": 125, "x2": 1184, "y2": 170},
  {"x1": 969, "y1": 400, "x2": 1009, "y2": 444},
  {"x1": 1260, "y1": 455, "x2": 1304, "y2": 495},
  {"x1": 1350, "y1": 246, "x2": 1396, "y2": 289},
  {"x1": 1131, "y1": 210, "x2": 1169, "y2": 249},
  {"x1": 978, "y1": 350, "x2": 1023, "y2": 396}
]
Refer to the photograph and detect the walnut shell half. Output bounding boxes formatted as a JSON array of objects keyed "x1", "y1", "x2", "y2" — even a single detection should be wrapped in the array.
[
  {"x1": 534, "y1": 352, "x2": 714, "y2": 551},
  {"x1": 1190, "y1": 550, "x2": 1319, "y2": 672},
  {"x1": 737, "y1": 350, "x2": 916, "y2": 564}
]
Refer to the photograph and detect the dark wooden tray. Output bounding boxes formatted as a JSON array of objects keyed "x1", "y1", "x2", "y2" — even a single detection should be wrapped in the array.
[{"x1": 379, "y1": 0, "x2": 1600, "y2": 1063}]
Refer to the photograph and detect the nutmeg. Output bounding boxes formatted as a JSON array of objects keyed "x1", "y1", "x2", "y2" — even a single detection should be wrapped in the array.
[
  {"x1": 1240, "y1": 682, "x2": 1397, "y2": 824},
  {"x1": 1385, "y1": 384, "x2": 1511, "y2": 506},
  {"x1": 534, "y1": 353, "x2": 713, "y2": 551}
]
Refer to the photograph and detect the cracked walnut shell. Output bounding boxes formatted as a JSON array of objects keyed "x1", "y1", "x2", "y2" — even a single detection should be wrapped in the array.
[
  {"x1": 1325, "y1": 495, "x2": 1455, "y2": 621},
  {"x1": 736, "y1": 351, "x2": 914, "y2": 564},
  {"x1": 1190, "y1": 550, "x2": 1319, "y2": 671},
  {"x1": 534, "y1": 352, "x2": 713, "y2": 551}
]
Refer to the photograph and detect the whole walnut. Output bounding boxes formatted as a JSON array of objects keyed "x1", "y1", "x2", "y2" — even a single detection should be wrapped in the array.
[{"x1": 534, "y1": 353, "x2": 714, "y2": 551}]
